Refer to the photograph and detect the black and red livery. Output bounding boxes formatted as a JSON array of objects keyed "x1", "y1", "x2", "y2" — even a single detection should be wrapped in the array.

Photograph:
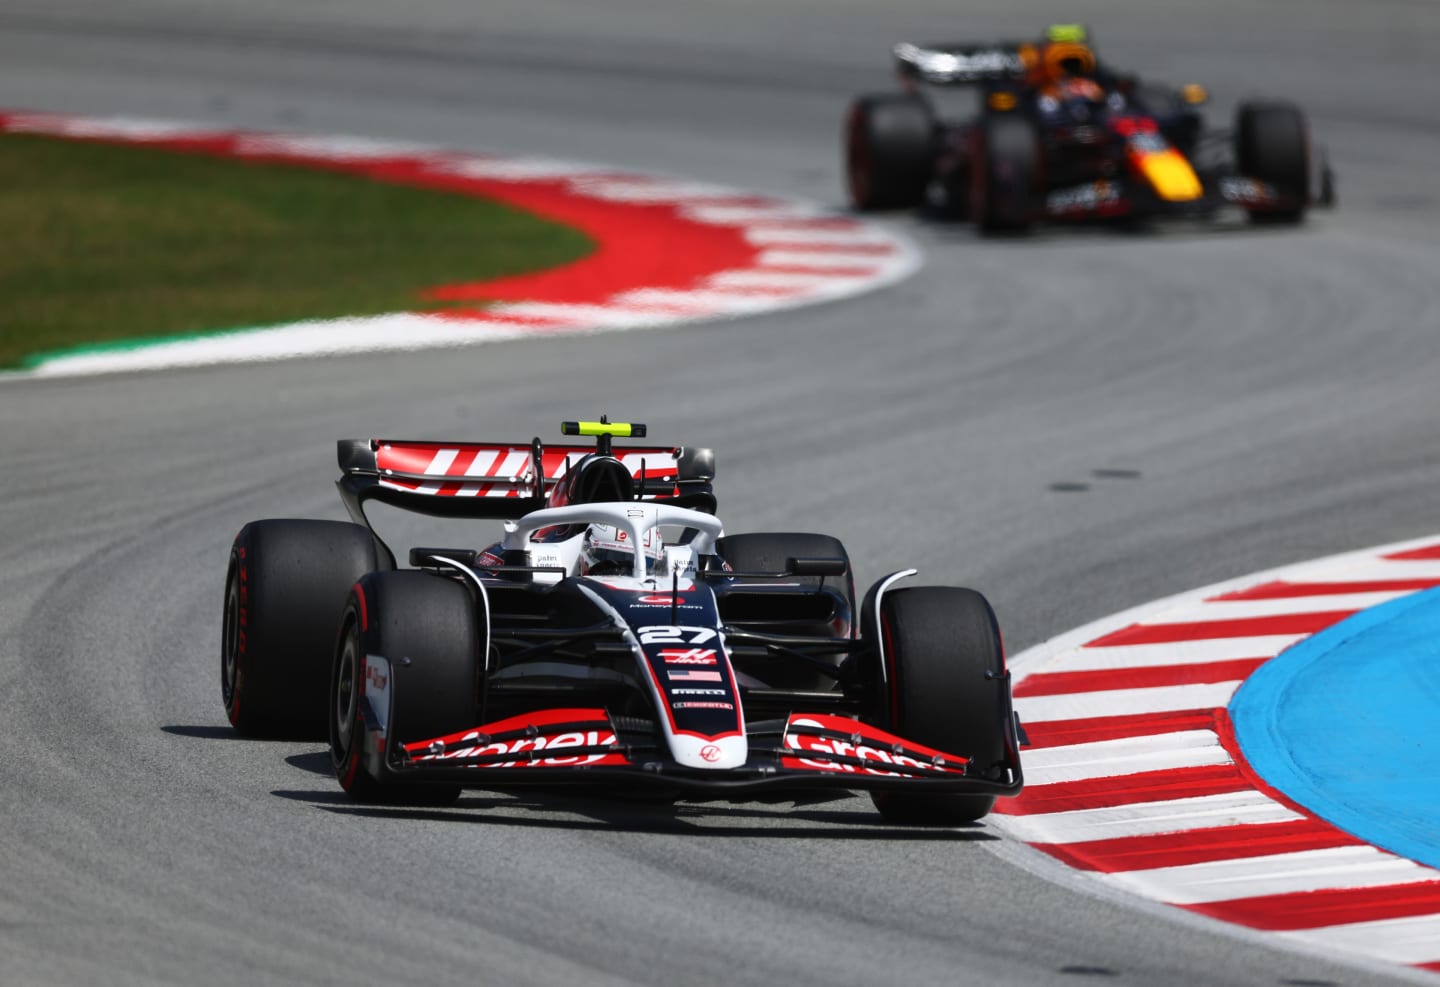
[{"x1": 221, "y1": 419, "x2": 1023, "y2": 824}]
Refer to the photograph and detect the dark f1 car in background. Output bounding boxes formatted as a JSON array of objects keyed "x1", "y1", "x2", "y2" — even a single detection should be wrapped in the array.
[
  {"x1": 845, "y1": 24, "x2": 1335, "y2": 231},
  {"x1": 221, "y1": 419, "x2": 1023, "y2": 824}
]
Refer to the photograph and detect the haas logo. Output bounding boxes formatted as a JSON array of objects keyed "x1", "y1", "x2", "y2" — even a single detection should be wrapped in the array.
[
  {"x1": 700, "y1": 745, "x2": 722, "y2": 763},
  {"x1": 659, "y1": 648, "x2": 718, "y2": 665}
]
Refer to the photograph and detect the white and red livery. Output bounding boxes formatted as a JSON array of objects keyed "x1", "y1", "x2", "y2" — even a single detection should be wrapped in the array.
[{"x1": 221, "y1": 419, "x2": 1024, "y2": 823}]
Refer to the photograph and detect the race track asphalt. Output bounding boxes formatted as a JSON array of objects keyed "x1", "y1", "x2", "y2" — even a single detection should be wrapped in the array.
[{"x1": 2, "y1": 2, "x2": 1439, "y2": 984}]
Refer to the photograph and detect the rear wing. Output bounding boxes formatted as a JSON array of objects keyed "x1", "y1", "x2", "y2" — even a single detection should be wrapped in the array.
[
  {"x1": 336, "y1": 437, "x2": 717, "y2": 522},
  {"x1": 894, "y1": 42, "x2": 1032, "y2": 86}
]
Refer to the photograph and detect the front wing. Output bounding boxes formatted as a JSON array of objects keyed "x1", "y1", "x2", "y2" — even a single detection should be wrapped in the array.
[
  {"x1": 1039, "y1": 156, "x2": 1334, "y2": 222},
  {"x1": 381, "y1": 708, "x2": 1023, "y2": 797}
]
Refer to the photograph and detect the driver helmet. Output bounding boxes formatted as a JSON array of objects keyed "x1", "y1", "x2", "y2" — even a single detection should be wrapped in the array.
[
  {"x1": 1044, "y1": 40, "x2": 1097, "y2": 80},
  {"x1": 580, "y1": 523, "x2": 664, "y2": 577},
  {"x1": 534, "y1": 455, "x2": 638, "y2": 545}
]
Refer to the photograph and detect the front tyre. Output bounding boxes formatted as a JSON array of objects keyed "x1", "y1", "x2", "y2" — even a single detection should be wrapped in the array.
[
  {"x1": 970, "y1": 115, "x2": 1039, "y2": 233},
  {"x1": 330, "y1": 571, "x2": 482, "y2": 804},
  {"x1": 1236, "y1": 101, "x2": 1310, "y2": 224},
  {"x1": 870, "y1": 586, "x2": 1016, "y2": 825},
  {"x1": 222, "y1": 519, "x2": 382, "y2": 738}
]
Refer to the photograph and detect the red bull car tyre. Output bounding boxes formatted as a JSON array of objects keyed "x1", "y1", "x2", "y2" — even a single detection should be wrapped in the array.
[
  {"x1": 1236, "y1": 101, "x2": 1311, "y2": 223},
  {"x1": 845, "y1": 93, "x2": 934, "y2": 210},
  {"x1": 970, "y1": 114, "x2": 1041, "y2": 233}
]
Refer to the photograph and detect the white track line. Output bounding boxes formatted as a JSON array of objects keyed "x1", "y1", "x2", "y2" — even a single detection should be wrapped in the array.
[
  {"x1": 1021, "y1": 731, "x2": 1231, "y2": 786},
  {"x1": 1281, "y1": 916, "x2": 1440, "y2": 967},
  {"x1": 1039, "y1": 636, "x2": 1307, "y2": 673},
  {"x1": 1015, "y1": 681, "x2": 1245, "y2": 723},
  {"x1": 1102, "y1": 846, "x2": 1437, "y2": 905},
  {"x1": 1157, "y1": 592, "x2": 1409, "y2": 620},
  {"x1": 999, "y1": 792, "x2": 1302, "y2": 844}
]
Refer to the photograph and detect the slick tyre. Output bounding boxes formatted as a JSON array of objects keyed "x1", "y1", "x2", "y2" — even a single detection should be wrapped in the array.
[
  {"x1": 330, "y1": 571, "x2": 482, "y2": 805},
  {"x1": 870, "y1": 586, "x2": 1015, "y2": 825},
  {"x1": 222, "y1": 519, "x2": 382, "y2": 739},
  {"x1": 845, "y1": 93, "x2": 934, "y2": 210},
  {"x1": 1236, "y1": 101, "x2": 1310, "y2": 224},
  {"x1": 970, "y1": 115, "x2": 1040, "y2": 233}
]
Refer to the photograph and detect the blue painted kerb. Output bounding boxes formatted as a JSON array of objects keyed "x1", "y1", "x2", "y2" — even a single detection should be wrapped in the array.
[{"x1": 1231, "y1": 586, "x2": 1440, "y2": 870}]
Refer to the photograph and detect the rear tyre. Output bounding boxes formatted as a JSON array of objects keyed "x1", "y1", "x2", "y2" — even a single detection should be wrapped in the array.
[
  {"x1": 845, "y1": 93, "x2": 934, "y2": 210},
  {"x1": 869, "y1": 586, "x2": 1015, "y2": 825},
  {"x1": 1236, "y1": 101, "x2": 1310, "y2": 224},
  {"x1": 717, "y1": 532, "x2": 855, "y2": 614},
  {"x1": 716, "y1": 532, "x2": 855, "y2": 690},
  {"x1": 970, "y1": 115, "x2": 1040, "y2": 233},
  {"x1": 222, "y1": 519, "x2": 382, "y2": 738},
  {"x1": 330, "y1": 571, "x2": 482, "y2": 805}
]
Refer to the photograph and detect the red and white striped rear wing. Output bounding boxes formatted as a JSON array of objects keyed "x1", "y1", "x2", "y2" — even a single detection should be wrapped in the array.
[{"x1": 336, "y1": 438, "x2": 716, "y2": 521}]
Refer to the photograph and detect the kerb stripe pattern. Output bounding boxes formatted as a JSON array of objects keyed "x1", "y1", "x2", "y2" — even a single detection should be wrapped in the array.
[
  {"x1": 0, "y1": 110, "x2": 918, "y2": 377},
  {"x1": 994, "y1": 538, "x2": 1440, "y2": 978}
]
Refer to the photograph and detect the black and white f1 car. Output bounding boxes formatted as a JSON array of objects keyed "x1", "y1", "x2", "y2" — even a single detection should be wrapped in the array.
[
  {"x1": 845, "y1": 25, "x2": 1336, "y2": 230},
  {"x1": 222, "y1": 420, "x2": 1023, "y2": 823}
]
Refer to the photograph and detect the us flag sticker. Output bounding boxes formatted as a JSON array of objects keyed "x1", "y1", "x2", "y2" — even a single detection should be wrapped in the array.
[
  {"x1": 659, "y1": 648, "x2": 718, "y2": 665},
  {"x1": 667, "y1": 669, "x2": 722, "y2": 682}
]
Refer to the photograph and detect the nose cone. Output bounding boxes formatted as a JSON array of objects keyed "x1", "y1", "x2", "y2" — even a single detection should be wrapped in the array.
[
  {"x1": 1135, "y1": 147, "x2": 1204, "y2": 202},
  {"x1": 670, "y1": 733, "x2": 748, "y2": 770}
]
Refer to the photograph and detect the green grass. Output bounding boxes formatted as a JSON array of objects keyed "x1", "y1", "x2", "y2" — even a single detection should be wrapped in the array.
[{"x1": 0, "y1": 133, "x2": 594, "y2": 369}]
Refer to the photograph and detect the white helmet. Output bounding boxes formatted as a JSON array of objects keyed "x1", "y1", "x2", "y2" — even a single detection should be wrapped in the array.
[{"x1": 580, "y1": 523, "x2": 663, "y2": 577}]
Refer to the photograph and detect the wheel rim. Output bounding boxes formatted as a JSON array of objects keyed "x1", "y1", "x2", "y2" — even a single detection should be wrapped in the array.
[
  {"x1": 221, "y1": 564, "x2": 240, "y2": 713},
  {"x1": 332, "y1": 630, "x2": 360, "y2": 770}
]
